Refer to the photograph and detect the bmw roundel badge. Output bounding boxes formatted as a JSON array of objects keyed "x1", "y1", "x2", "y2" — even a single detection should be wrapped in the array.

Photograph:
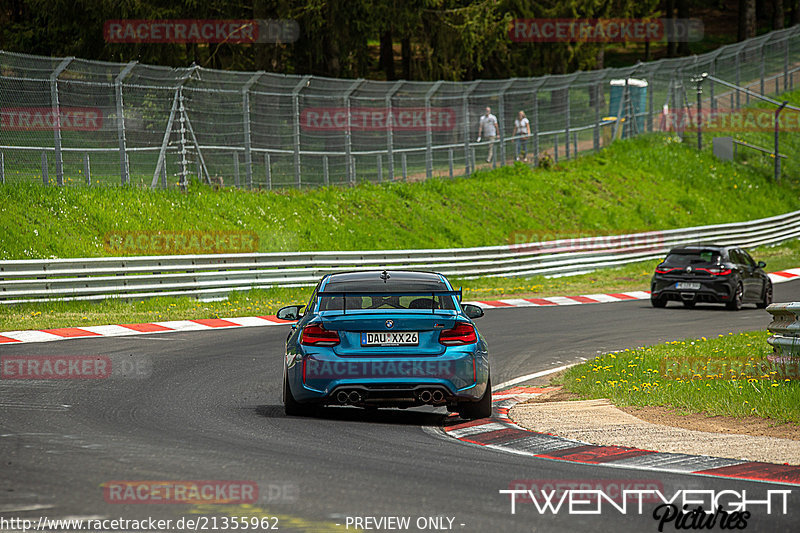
[{"x1": 385, "y1": 320, "x2": 394, "y2": 329}]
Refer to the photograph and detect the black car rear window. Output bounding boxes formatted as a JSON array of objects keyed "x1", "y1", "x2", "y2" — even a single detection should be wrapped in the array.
[
  {"x1": 320, "y1": 276, "x2": 456, "y2": 311},
  {"x1": 663, "y1": 250, "x2": 720, "y2": 266}
]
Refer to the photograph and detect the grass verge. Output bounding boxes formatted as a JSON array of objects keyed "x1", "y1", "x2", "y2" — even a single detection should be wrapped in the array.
[{"x1": 558, "y1": 331, "x2": 800, "y2": 424}]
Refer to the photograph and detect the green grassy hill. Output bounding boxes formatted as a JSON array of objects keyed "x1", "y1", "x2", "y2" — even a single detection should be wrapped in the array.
[{"x1": 1, "y1": 127, "x2": 799, "y2": 260}]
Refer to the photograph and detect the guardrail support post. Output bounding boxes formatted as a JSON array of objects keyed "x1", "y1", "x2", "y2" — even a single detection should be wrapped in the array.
[
  {"x1": 291, "y1": 75, "x2": 311, "y2": 189},
  {"x1": 265, "y1": 153, "x2": 272, "y2": 189},
  {"x1": 115, "y1": 61, "x2": 137, "y2": 186},
  {"x1": 41, "y1": 151, "x2": 48, "y2": 184},
  {"x1": 50, "y1": 57, "x2": 73, "y2": 187},
  {"x1": 84, "y1": 153, "x2": 91, "y2": 185}
]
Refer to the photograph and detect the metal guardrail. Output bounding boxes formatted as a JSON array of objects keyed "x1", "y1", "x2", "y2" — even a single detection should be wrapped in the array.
[
  {"x1": 767, "y1": 302, "x2": 800, "y2": 358},
  {"x1": 1, "y1": 209, "x2": 799, "y2": 304}
]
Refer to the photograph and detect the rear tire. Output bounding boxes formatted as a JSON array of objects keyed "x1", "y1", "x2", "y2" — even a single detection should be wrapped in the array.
[
  {"x1": 726, "y1": 282, "x2": 743, "y2": 311},
  {"x1": 757, "y1": 280, "x2": 773, "y2": 309},
  {"x1": 459, "y1": 377, "x2": 492, "y2": 420},
  {"x1": 283, "y1": 375, "x2": 316, "y2": 417},
  {"x1": 651, "y1": 295, "x2": 667, "y2": 308}
]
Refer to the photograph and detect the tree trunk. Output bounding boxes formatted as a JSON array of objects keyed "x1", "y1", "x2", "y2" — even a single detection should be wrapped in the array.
[
  {"x1": 401, "y1": 36, "x2": 411, "y2": 80},
  {"x1": 676, "y1": 0, "x2": 690, "y2": 55},
  {"x1": 738, "y1": 0, "x2": 757, "y2": 40},
  {"x1": 666, "y1": 0, "x2": 677, "y2": 57},
  {"x1": 774, "y1": 0, "x2": 785, "y2": 29},
  {"x1": 792, "y1": 0, "x2": 800, "y2": 25},
  {"x1": 379, "y1": 29, "x2": 395, "y2": 80}
]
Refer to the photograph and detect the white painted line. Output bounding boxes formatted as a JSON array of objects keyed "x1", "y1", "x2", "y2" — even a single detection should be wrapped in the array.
[
  {"x1": 541, "y1": 296, "x2": 582, "y2": 306},
  {"x1": 447, "y1": 422, "x2": 509, "y2": 438},
  {"x1": 580, "y1": 293, "x2": 622, "y2": 303},
  {"x1": 494, "y1": 363, "x2": 577, "y2": 391},
  {"x1": 80, "y1": 324, "x2": 143, "y2": 337},
  {"x1": 623, "y1": 290, "x2": 651, "y2": 299},
  {"x1": 0, "y1": 330, "x2": 63, "y2": 343}
]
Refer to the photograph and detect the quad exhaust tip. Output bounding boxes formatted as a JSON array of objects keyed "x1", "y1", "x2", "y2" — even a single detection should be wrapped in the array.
[
  {"x1": 432, "y1": 390, "x2": 444, "y2": 403},
  {"x1": 418, "y1": 390, "x2": 432, "y2": 403}
]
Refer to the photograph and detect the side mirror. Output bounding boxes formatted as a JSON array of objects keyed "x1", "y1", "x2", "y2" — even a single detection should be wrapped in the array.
[
  {"x1": 277, "y1": 305, "x2": 305, "y2": 321},
  {"x1": 757, "y1": 261, "x2": 766, "y2": 269},
  {"x1": 462, "y1": 303, "x2": 484, "y2": 319}
]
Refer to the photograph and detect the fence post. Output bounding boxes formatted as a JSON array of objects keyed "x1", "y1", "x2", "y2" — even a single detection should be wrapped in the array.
[
  {"x1": 693, "y1": 74, "x2": 706, "y2": 151},
  {"x1": 242, "y1": 71, "x2": 264, "y2": 190},
  {"x1": 593, "y1": 82, "x2": 601, "y2": 150},
  {"x1": 178, "y1": 88, "x2": 188, "y2": 191},
  {"x1": 344, "y1": 79, "x2": 365, "y2": 186},
  {"x1": 775, "y1": 101, "x2": 788, "y2": 183},
  {"x1": 401, "y1": 153, "x2": 407, "y2": 181},
  {"x1": 233, "y1": 151, "x2": 240, "y2": 188},
  {"x1": 42, "y1": 151, "x2": 48, "y2": 184},
  {"x1": 292, "y1": 75, "x2": 311, "y2": 189},
  {"x1": 760, "y1": 42, "x2": 766, "y2": 96},
  {"x1": 377, "y1": 154, "x2": 382, "y2": 182},
  {"x1": 573, "y1": 132, "x2": 578, "y2": 158},
  {"x1": 532, "y1": 89, "x2": 539, "y2": 166},
  {"x1": 115, "y1": 61, "x2": 137, "y2": 186},
  {"x1": 425, "y1": 80, "x2": 443, "y2": 178},
  {"x1": 323, "y1": 155, "x2": 329, "y2": 186},
  {"x1": 0, "y1": 152, "x2": 4, "y2": 184},
  {"x1": 735, "y1": 51, "x2": 741, "y2": 109},
  {"x1": 565, "y1": 87, "x2": 571, "y2": 159},
  {"x1": 50, "y1": 57, "x2": 73, "y2": 187},
  {"x1": 161, "y1": 159, "x2": 167, "y2": 188},
  {"x1": 498, "y1": 79, "x2": 514, "y2": 166},
  {"x1": 386, "y1": 81, "x2": 403, "y2": 180},
  {"x1": 265, "y1": 153, "x2": 272, "y2": 189},
  {"x1": 84, "y1": 153, "x2": 91, "y2": 185},
  {"x1": 463, "y1": 83, "x2": 478, "y2": 176},
  {"x1": 448, "y1": 148, "x2": 454, "y2": 178},
  {"x1": 554, "y1": 135, "x2": 558, "y2": 163}
]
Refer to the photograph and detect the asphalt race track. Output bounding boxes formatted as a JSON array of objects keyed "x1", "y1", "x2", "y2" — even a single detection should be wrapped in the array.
[{"x1": 2, "y1": 280, "x2": 800, "y2": 533}]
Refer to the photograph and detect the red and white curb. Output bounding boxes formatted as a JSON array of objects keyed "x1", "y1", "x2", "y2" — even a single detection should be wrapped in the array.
[
  {"x1": 466, "y1": 268, "x2": 800, "y2": 309},
  {"x1": 0, "y1": 316, "x2": 293, "y2": 345},
  {"x1": 442, "y1": 388, "x2": 800, "y2": 486},
  {"x1": 1, "y1": 268, "x2": 798, "y2": 345}
]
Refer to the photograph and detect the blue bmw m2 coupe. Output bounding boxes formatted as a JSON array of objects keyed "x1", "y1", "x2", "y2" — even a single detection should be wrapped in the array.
[{"x1": 277, "y1": 270, "x2": 491, "y2": 419}]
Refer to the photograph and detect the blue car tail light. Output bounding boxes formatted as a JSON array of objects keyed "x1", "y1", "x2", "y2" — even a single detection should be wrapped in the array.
[
  {"x1": 438, "y1": 323, "x2": 477, "y2": 345},
  {"x1": 301, "y1": 324, "x2": 340, "y2": 347}
]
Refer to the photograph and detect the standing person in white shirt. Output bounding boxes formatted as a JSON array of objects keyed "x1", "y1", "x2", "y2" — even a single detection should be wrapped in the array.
[
  {"x1": 513, "y1": 110, "x2": 531, "y2": 161},
  {"x1": 476, "y1": 107, "x2": 498, "y2": 163}
]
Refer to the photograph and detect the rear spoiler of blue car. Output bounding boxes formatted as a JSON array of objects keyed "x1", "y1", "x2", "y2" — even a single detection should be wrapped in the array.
[{"x1": 317, "y1": 289, "x2": 463, "y2": 314}]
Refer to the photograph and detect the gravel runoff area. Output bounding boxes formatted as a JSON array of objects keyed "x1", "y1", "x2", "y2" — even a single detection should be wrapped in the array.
[{"x1": 510, "y1": 398, "x2": 800, "y2": 466}]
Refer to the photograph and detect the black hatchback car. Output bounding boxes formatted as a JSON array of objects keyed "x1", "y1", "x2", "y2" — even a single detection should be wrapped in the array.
[{"x1": 650, "y1": 245, "x2": 772, "y2": 310}]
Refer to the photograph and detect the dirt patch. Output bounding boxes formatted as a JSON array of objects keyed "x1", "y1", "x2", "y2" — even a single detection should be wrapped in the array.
[
  {"x1": 618, "y1": 404, "x2": 800, "y2": 442},
  {"x1": 529, "y1": 386, "x2": 800, "y2": 441}
]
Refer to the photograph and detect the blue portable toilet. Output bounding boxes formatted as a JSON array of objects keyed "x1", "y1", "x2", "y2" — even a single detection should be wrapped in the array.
[{"x1": 609, "y1": 79, "x2": 648, "y2": 136}]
